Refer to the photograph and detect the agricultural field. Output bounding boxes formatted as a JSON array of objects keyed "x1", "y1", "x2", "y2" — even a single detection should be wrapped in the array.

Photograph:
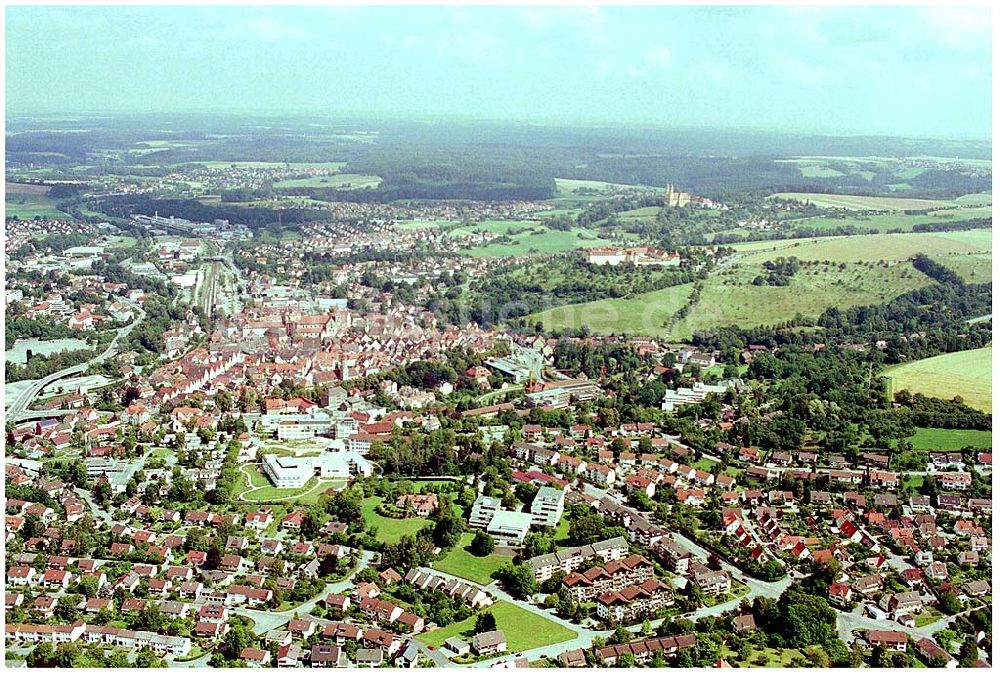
[
  {"x1": 5, "y1": 182, "x2": 75, "y2": 220},
  {"x1": 733, "y1": 230, "x2": 992, "y2": 264},
  {"x1": 770, "y1": 192, "x2": 958, "y2": 211},
  {"x1": 781, "y1": 206, "x2": 992, "y2": 234},
  {"x1": 417, "y1": 600, "x2": 576, "y2": 653},
  {"x1": 432, "y1": 532, "x2": 511, "y2": 584},
  {"x1": 928, "y1": 252, "x2": 992, "y2": 283},
  {"x1": 462, "y1": 223, "x2": 612, "y2": 257},
  {"x1": 529, "y1": 226, "x2": 975, "y2": 337},
  {"x1": 274, "y1": 173, "x2": 382, "y2": 189},
  {"x1": 554, "y1": 177, "x2": 657, "y2": 195},
  {"x1": 905, "y1": 427, "x2": 993, "y2": 451},
  {"x1": 883, "y1": 346, "x2": 992, "y2": 412},
  {"x1": 530, "y1": 283, "x2": 695, "y2": 335}
]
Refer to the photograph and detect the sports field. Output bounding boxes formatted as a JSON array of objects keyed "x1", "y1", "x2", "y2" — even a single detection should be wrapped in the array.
[
  {"x1": 417, "y1": 600, "x2": 576, "y2": 654},
  {"x1": 883, "y1": 346, "x2": 992, "y2": 412}
]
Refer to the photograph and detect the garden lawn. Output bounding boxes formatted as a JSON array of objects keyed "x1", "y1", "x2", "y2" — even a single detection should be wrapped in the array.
[
  {"x1": 433, "y1": 533, "x2": 508, "y2": 584},
  {"x1": 362, "y1": 496, "x2": 434, "y2": 544},
  {"x1": 417, "y1": 600, "x2": 576, "y2": 653},
  {"x1": 883, "y1": 346, "x2": 992, "y2": 413},
  {"x1": 906, "y1": 427, "x2": 993, "y2": 451}
]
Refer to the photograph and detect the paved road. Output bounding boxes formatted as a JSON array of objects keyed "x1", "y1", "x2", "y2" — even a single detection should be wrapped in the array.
[
  {"x1": 233, "y1": 549, "x2": 377, "y2": 635},
  {"x1": 415, "y1": 565, "x2": 607, "y2": 668},
  {"x1": 7, "y1": 298, "x2": 145, "y2": 422},
  {"x1": 837, "y1": 605, "x2": 981, "y2": 645}
]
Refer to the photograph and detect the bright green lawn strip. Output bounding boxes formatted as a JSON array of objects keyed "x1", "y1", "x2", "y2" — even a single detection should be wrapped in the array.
[
  {"x1": 906, "y1": 427, "x2": 992, "y2": 451},
  {"x1": 417, "y1": 600, "x2": 576, "y2": 652}
]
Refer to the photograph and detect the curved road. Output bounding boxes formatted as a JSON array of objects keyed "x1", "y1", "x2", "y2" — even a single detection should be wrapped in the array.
[{"x1": 7, "y1": 298, "x2": 145, "y2": 422}]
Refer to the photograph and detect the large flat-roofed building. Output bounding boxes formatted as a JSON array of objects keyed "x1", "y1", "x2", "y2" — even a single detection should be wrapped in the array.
[
  {"x1": 530, "y1": 486, "x2": 565, "y2": 528},
  {"x1": 469, "y1": 495, "x2": 502, "y2": 529},
  {"x1": 487, "y1": 511, "x2": 534, "y2": 546},
  {"x1": 262, "y1": 455, "x2": 314, "y2": 489},
  {"x1": 262, "y1": 451, "x2": 374, "y2": 489}
]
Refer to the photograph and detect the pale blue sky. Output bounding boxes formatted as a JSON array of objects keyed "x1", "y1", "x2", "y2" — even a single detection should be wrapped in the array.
[{"x1": 5, "y1": 5, "x2": 992, "y2": 138}]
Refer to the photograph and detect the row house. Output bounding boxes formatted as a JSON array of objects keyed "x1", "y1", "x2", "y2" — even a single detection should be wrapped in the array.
[
  {"x1": 596, "y1": 578, "x2": 674, "y2": 623},
  {"x1": 562, "y1": 555, "x2": 655, "y2": 602},
  {"x1": 596, "y1": 634, "x2": 696, "y2": 666}
]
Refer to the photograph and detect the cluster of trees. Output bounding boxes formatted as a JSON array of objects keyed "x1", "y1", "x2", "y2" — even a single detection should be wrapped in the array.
[
  {"x1": 6, "y1": 344, "x2": 100, "y2": 382},
  {"x1": 9, "y1": 231, "x2": 92, "y2": 260},
  {"x1": 753, "y1": 256, "x2": 800, "y2": 286}
]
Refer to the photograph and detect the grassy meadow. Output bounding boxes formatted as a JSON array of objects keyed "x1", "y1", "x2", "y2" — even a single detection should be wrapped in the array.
[
  {"x1": 883, "y1": 346, "x2": 992, "y2": 412},
  {"x1": 417, "y1": 600, "x2": 576, "y2": 653}
]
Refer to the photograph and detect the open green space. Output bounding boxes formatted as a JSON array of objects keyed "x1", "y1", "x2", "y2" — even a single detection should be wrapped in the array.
[
  {"x1": 929, "y1": 252, "x2": 992, "y2": 282},
  {"x1": 241, "y1": 464, "x2": 271, "y2": 489},
  {"x1": 733, "y1": 230, "x2": 991, "y2": 264},
  {"x1": 362, "y1": 496, "x2": 434, "y2": 544},
  {"x1": 883, "y1": 346, "x2": 992, "y2": 412},
  {"x1": 6, "y1": 183, "x2": 75, "y2": 220},
  {"x1": 781, "y1": 207, "x2": 992, "y2": 234},
  {"x1": 462, "y1": 224, "x2": 612, "y2": 258},
  {"x1": 906, "y1": 427, "x2": 992, "y2": 451},
  {"x1": 433, "y1": 532, "x2": 510, "y2": 585},
  {"x1": 770, "y1": 192, "x2": 957, "y2": 211},
  {"x1": 417, "y1": 600, "x2": 576, "y2": 653},
  {"x1": 529, "y1": 283, "x2": 692, "y2": 335}
]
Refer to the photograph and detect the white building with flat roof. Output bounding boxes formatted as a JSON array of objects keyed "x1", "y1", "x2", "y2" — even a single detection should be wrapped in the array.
[
  {"x1": 262, "y1": 455, "x2": 314, "y2": 489},
  {"x1": 487, "y1": 511, "x2": 534, "y2": 546},
  {"x1": 469, "y1": 495, "x2": 502, "y2": 529},
  {"x1": 530, "y1": 486, "x2": 565, "y2": 528}
]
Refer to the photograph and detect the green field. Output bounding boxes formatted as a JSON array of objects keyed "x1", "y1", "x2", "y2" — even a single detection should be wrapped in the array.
[
  {"x1": 782, "y1": 207, "x2": 992, "y2": 234},
  {"x1": 462, "y1": 223, "x2": 612, "y2": 257},
  {"x1": 554, "y1": 178, "x2": 656, "y2": 195},
  {"x1": 531, "y1": 238, "x2": 943, "y2": 338},
  {"x1": 274, "y1": 173, "x2": 382, "y2": 189},
  {"x1": 362, "y1": 496, "x2": 434, "y2": 543},
  {"x1": 734, "y1": 230, "x2": 992, "y2": 264},
  {"x1": 241, "y1": 464, "x2": 271, "y2": 489},
  {"x1": 929, "y1": 252, "x2": 992, "y2": 282},
  {"x1": 433, "y1": 533, "x2": 510, "y2": 584},
  {"x1": 6, "y1": 183, "x2": 75, "y2": 220},
  {"x1": 906, "y1": 427, "x2": 992, "y2": 450},
  {"x1": 770, "y1": 192, "x2": 957, "y2": 211},
  {"x1": 883, "y1": 346, "x2": 992, "y2": 412},
  {"x1": 417, "y1": 600, "x2": 576, "y2": 653},
  {"x1": 531, "y1": 283, "x2": 695, "y2": 335}
]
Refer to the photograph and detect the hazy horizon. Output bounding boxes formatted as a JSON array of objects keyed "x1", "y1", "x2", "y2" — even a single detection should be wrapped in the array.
[{"x1": 6, "y1": 5, "x2": 992, "y2": 140}]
